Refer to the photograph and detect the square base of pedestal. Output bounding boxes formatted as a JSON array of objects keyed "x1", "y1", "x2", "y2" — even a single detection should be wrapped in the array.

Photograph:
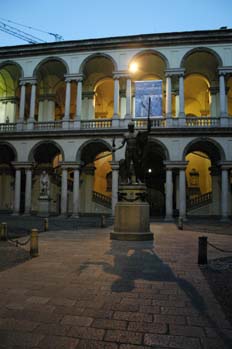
[
  {"x1": 110, "y1": 231, "x2": 153, "y2": 241},
  {"x1": 111, "y1": 201, "x2": 153, "y2": 241}
]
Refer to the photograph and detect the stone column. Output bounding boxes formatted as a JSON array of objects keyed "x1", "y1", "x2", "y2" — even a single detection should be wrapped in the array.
[
  {"x1": 125, "y1": 77, "x2": 132, "y2": 118},
  {"x1": 179, "y1": 168, "x2": 186, "y2": 219},
  {"x1": 165, "y1": 167, "x2": 173, "y2": 221},
  {"x1": 209, "y1": 86, "x2": 218, "y2": 118},
  {"x1": 83, "y1": 164, "x2": 95, "y2": 213},
  {"x1": 87, "y1": 92, "x2": 95, "y2": 120},
  {"x1": 72, "y1": 165, "x2": 80, "y2": 217},
  {"x1": 24, "y1": 167, "x2": 33, "y2": 215},
  {"x1": 75, "y1": 78, "x2": 83, "y2": 120},
  {"x1": 61, "y1": 166, "x2": 68, "y2": 215},
  {"x1": 110, "y1": 161, "x2": 119, "y2": 216},
  {"x1": 221, "y1": 167, "x2": 229, "y2": 221},
  {"x1": 209, "y1": 166, "x2": 220, "y2": 215},
  {"x1": 18, "y1": 81, "x2": 26, "y2": 122},
  {"x1": 219, "y1": 72, "x2": 227, "y2": 117},
  {"x1": 165, "y1": 74, "x2": 172, "y2": 117},
  {"x1": 63, "y1": 79, "x2": 71, "y2": 128},
  {"x1": 13, "y1": 168, "x2": 21, "y2": 215},
  {"x1": 27, "y1": 81, "x2": 37, "y2": 130},
  {"x1": 178, "y1": 74, "x2": 185, "y2": 119},
  {"x1": 120, "y1": 90, "x2": 126, "y2": 119},
  {"x1": 29, "y1": 82, "x2": 37, "y2": 121},
  {"x1": 113, "y1": 75, "x2": 120, "y2": 118}
]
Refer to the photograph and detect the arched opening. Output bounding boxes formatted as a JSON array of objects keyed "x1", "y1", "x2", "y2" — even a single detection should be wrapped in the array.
[
  {"x1": 185, "y1": 74, "x2": 210, "y2": 117},
  {"x1": 0, "y1": 63, "x2": 22, "y2": 123},
  {"x1": 78, "y1": 140, "x2": 112, "y2": 213},
  {"x1": 129, "y1": 51, "x2": 167, "y2": 117},
  {"x1": 30, "y1": 142, "x2": 63, "y2": 214},
  {"x1": 94, "y1": 78, "x2": 114, "y2": 119},
  {"x1": 35, "y1": 59, "x2": 67, "y2": 122},
  {"x1": 0, "y1": 143, "x2": 16, "y2": 212},
  {"x1": 228, "y1": 76, "x2": 232, "y2": 116},
  {"x1": 184, "y1": 139, "x2": 223, "y2": 216},
  {"x1": 81, "y1": 55, "x2": 115, "y2": 120},
  {"x1": 181, "y1": 49, "x2": 220, "y2": 118}
]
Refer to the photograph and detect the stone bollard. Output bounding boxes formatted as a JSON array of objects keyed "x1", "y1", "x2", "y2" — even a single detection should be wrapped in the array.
[
  {"x1": 178, "y1": 216, "x2": 183, "y2": 230},
  {"x1": 100, "y1": 215, "x2": 106, "y2": 228},
  {"x1": 44, "y1": 218, "x2": 48, "y2": 232},
  {"x1": 30, "y1": 229, "x2": 39, "y2": 257},
  {"x1": 0, "y1": 222, "x2": 7, "y2": 241},
  {"x1": 198, "y1": 236, "x2": 208, "y2": 265}
]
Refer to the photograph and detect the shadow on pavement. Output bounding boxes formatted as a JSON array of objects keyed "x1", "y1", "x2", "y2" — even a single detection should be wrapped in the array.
[{"x1": 82, "y1": 240, "x2": 232, "y2": 348}]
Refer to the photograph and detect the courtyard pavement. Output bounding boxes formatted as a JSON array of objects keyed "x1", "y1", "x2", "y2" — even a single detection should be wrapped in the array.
[{"x1": 0, "y1": 223, "x2": 232, "y2": 348}]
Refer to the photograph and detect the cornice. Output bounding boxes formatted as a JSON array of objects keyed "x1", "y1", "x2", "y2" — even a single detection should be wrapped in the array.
[{"x1": 0, "y1": 29, "x2": 232, "y2": 59}]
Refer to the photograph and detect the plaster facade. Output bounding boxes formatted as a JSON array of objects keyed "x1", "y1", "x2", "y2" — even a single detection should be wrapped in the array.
[{"x1": 0, "y1": 29, "x2": 232, "y2": 220}]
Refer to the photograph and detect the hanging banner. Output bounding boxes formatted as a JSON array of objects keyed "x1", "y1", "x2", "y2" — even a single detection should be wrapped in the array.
[{"x1": 135, "y1": 80, "x2": 162, "y2": 117}]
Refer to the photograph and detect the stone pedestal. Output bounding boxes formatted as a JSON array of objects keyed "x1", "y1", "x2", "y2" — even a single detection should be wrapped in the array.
[
  {"x1": 38, "y1": 196, "x2": 51, "y2": 217},
  {"x1": 110, "y1": 184, "x2": 153, "y2": 241}
]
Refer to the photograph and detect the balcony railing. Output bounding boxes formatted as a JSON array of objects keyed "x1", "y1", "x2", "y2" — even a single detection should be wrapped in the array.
[
  {"x1": 34, "y1": 121, "x2": 62, "y2": 130},
  {"x1": 0, "y1": 116, "x2": 231, "y2": 133},
  {"x1": 82, "y1": 119, "x2": 112, "y2": 129},
  {"x1": 0, "y1": 123, "x2": 16, "y2": 132}
]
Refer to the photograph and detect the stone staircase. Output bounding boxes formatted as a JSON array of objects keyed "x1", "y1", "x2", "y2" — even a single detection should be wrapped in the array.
[{"x1": 187, "y1": 191, "x2": 212, "y2": 211}]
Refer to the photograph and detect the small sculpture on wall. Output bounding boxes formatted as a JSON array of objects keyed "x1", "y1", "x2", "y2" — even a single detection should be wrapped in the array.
[{"x1": 40, "y1": 170, "x2": 50, "y2": 196}]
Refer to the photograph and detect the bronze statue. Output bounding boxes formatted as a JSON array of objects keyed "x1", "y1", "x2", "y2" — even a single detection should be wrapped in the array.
[{"x1": 113, "y1": 118, "x2": 151, "y2": 184}]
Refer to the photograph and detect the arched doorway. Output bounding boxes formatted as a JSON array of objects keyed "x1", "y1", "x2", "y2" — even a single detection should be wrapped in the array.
[
  {"x1": 129, "y1": 51, "x2": 168, "y2": 117},
  {"x1": 80, "y1": 55, "x2": 115, "y2": 120},
  {"x1": 137, "y1": 138, "x2": 167, "y2": 217},
  {"x1": 78, "y1": 140, "x2": 112, "y2": 213},
  {"x1": 184, "y1": 138, "x2": 224, "y2": 216},
  {"x1": 35, "y1": 59, "x2": 67, "y2": 122},
  {"x1": 181, "y1": 49, "x2": 221, "y2": 119},
  {"x1": 30, "y1": 141, "x2": 63, "y2": 214},
  {"x1": 0, "y1": 63, "x2": 22, "y2": 123},
  {"x1": 0, "y1": 143, "x2": 16, "y2": 212}
]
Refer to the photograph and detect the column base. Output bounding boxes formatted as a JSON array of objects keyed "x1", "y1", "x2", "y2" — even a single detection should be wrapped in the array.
[
  {"x1": 112, "y1": 116, "x2": 120, "y2": 127},
  {"x1": 62, "y1": 119, "x2": 69, "y2": 129},
  {"x1": 16, "y1": 121, "x2": 24, "y2": 131},
  {"x1": 27, "y1": 120, "x2": 35, "y2": 130}
]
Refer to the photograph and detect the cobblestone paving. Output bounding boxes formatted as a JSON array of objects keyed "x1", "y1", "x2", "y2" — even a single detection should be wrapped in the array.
[{"x1": 0, "y1": 223, "x2": 232, "y2": 348}]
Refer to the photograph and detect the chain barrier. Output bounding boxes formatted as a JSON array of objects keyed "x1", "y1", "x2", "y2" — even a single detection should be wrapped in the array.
[
  {"x1": 1, "y1": 223, "x2": 39, "y2": 257},
  {"x1": 207, "y1": 241, "x2": 232, "y2": 254},
  {"x1": 7, "y1": 234, "x2": 31, "y2": 247}
]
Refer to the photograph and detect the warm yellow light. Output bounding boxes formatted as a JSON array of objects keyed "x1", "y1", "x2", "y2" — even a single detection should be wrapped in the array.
[{"x1": 129, "y1": 62, "x2": 138, "y2": 73}]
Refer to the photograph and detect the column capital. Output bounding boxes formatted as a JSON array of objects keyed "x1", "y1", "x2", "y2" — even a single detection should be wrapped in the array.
[
  {"x1": 218, "y1": 67, "x2": 232, "y2": 76},
  {"x1": 113, "y1": 71, "x2": 126, "y2": 80},
  {"x1": 59, "y1": 161, "x2": 82, "y2": 170},
  {"x1": 218, "y1": 161, "x2": 232, "y2": 170},
  {"x1": 64, "y1": 73, "x2": 84, "y2": 82},
  {"x1": 12, "y1": 162, "x2": 34, "y2": 169},
  {"x1": 165, "y1": 68, "x2": 185, "y2": 77},
  {"x1": 110, "y1": 161, "x2": 120, "y2": 171},
  {"x1": 20, "y1": 77, "x2": 37, "y2": 85},
  {"x1": 163, "y1": 161, "x2": 188, "y2": 170},
  {"x1": 64, "y1": 77, "x2": 72, "y2": 83}
]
